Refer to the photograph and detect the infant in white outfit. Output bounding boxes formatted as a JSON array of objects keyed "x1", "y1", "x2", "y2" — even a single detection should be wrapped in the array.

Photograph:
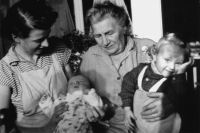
[{"x1": 39, "y1": 75, "x2": 103, "y2": 133}]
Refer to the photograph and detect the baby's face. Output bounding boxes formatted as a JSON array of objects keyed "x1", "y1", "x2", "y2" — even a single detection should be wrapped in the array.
[
  {"x1": 68, "y1": 75, "x2": 91, "y2": 94},
  {"x1": 154, "y1": 44, "x2": 185, "y2": 78}
]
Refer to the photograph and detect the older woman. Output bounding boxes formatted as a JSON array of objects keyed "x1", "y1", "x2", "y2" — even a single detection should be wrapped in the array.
[
  {"x1": 0, "y1": 0, "x2": 73, "y2": 132},
  {"x1": 80, "y1": 2, "x2": 178, "y2": 133}
]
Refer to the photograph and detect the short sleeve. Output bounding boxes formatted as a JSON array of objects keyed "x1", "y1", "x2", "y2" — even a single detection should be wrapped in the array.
[
  {"x1": 51, "y1": 39, "x2": 72, "y2": 68},
  {"x1": 0, "y1": 60, "x2": 15, "y2": 88}
]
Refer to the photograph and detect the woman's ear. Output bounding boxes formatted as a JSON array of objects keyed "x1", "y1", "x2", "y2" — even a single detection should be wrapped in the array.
[{"x1": 11, "y1": 34, "x2": 20, "y2": 43}]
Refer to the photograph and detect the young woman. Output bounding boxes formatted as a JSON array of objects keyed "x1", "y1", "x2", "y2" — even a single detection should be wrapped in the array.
[{"x1": 0, "y1": 0, "x2": 71, "y2": 132}]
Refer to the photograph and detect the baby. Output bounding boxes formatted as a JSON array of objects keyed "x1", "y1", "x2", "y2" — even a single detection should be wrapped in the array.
[
  {"x1": 39, "y1": 74, "x2": 103, "y2": 133},
  {"x1": 119, "y1": 33, "x2": 193, "y2": 133}
]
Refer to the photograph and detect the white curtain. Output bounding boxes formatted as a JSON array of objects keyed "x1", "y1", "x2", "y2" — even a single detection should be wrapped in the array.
[
  {"x1": 93, "y1": 0, "x2": 133, "y2": 35},
  {"x1": 48, "y1": 0, "x2": 75, "y2": 37}
]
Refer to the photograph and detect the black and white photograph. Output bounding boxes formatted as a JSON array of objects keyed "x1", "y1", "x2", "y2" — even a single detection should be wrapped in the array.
[{"x1": 0, "y1": 0, "x2": 199, "y2": 133}]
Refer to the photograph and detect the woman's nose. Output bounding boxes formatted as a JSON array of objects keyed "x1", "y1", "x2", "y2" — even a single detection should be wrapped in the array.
[
  {"x1": 41, "y1": 39, "x2": 49, "y2": 47},
  {"x1": 102, "y1": 35, "x2": 109, "y2": 46}
]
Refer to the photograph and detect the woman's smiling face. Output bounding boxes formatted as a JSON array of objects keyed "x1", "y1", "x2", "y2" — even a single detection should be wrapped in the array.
[{"x1": 91, "y1": 16, "x2": 126, "y2": 56}]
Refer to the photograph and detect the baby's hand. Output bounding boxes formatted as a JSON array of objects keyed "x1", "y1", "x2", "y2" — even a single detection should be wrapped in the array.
[
  {"x1": 177, "y1": 57, "x2": 195, "y2": 74},
  {"x1": 124, "y1": 107, "x2": 137, "y2": 132}
]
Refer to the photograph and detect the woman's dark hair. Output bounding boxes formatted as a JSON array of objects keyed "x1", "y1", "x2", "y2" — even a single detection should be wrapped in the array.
[
  {"x1": 2, "y1": 0, "x2": 58, "y2": 40},
  {"x1": 85, "y1": 1, "x2": 130, "y2": 33}
]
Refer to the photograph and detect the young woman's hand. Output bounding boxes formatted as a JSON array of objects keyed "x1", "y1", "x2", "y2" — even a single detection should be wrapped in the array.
[
  {"x1": 45, "y1": 102, "x2": 68, "y2": 132},
  {"x1": 124, "y1": 107, "x2": 136, "y2": 132}
]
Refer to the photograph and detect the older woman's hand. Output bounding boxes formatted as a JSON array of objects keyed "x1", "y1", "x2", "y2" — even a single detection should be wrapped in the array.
[
  {"x1": 45, "y1": 102, "x2": 68, "y2": 132},
  {"x1": 140, "y1": 92, "x2": 174, "y2": 122},
  {"x1": 86, "y1": 104, "x2": 105, "y2": 122}
]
